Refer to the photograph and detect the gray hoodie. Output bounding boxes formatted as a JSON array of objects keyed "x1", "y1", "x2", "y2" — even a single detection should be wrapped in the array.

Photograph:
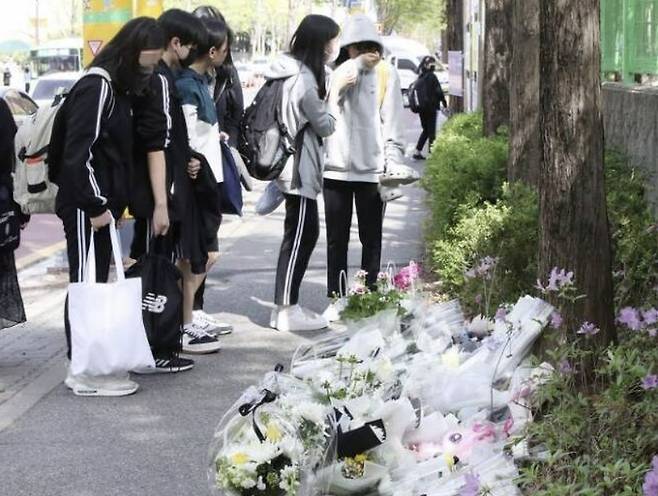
[
  {"x1": 265, "y1": 55, "x2": 336, "y2": 199},
  {"x1": 324, "y1": 15, "x2": 406, "y2": 183}
]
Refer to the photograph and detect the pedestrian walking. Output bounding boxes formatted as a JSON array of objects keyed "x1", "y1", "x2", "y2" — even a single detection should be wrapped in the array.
[
  {"x1": 322, "y1": 14, "x2": 406, "y2": 322},
  {"x1": 3, "y1": 66, "x2": 11, "y2": 87},
  {"x1": 129, "y1": 9, "x2": 218, "y2": 366},
  {"x1": 190, "y1": 5, "x2": 242, "y2": 336},
  {"x1": 267, "y1": 15, "x2": 341, "y2": 332},
  {"x1": 0, "y1": 98, "x2": 29, "y2": 331},
  {"x1": 23, "y1": 66, "x2": 32, "y2": 93},
  {"x1": 53, "y1": 18, "x2": 166, "y2": 397},
  {"x1": 175, "y1": 17, "x2": 232, "y2": 350},
  {"x1": 411, "y1": 55, "x2": 447, "y2": 160}
]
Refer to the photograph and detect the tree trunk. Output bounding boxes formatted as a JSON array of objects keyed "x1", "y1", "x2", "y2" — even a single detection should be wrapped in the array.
[
  {"x1": 508, "y1": 0, "x2": 540, "y2": 186},
  {"x1": 482, "y1": 0, "x2": 512, "y2": 136},
  {"x1": 539, "y1": 0, "x2": 616, "y2": 351},
  {"x1": 447, "y1": 0, "x2": 464, "y2": 113}
]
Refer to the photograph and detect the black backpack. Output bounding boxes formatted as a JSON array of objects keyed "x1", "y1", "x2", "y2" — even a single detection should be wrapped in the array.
[
  {"x1": 125, "y1": 238, "x2": 183, "y2": 357},
  {"x1": 408, "y1": 76, "x2": 429, "y2": 114},
  {"x1": 238, "y1": 78, "x2": 297, "y2": 181}
]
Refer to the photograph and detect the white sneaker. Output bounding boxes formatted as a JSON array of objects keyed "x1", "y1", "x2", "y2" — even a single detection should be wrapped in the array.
[
  {"x1": 323, "y1": 302, "x2": 343, "y2": 323},
  {"x1": 182, "y1": 323, "x2": 222, "y2": 354},
  {"x1": 275, "y1": 305, "x2": 328, "y2": 332},
  {"x1": 65, "y1": 368, "x2": 139, "y2": 397},
  {"x1": 193, "y1": 310, "x2": 233, "y2": 336},
  {"x1": 269, "y1": 308, "x2": 279, "y2": 329}
]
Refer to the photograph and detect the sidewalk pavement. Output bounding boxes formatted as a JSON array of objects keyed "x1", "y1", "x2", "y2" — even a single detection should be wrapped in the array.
[{"x1": 0, "y1": 111, "x2": 441, "y2": 495}]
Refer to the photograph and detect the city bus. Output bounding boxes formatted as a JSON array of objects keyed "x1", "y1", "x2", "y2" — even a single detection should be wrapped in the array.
[{"x1": 29, "y1": 37, "x2": 83, "y2": 77}]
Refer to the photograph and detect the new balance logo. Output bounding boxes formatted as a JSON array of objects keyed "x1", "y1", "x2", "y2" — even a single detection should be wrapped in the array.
[{"x1": 142, "y1": 293, "x2": 168, "y2": 314}]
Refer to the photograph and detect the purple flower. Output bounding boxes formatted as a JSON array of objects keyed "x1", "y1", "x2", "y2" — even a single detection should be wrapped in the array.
[
  {"x1": 460, "y1": 473, "x2": 481, "y2": 496},
  {"x1": 618, "y1": 307, "x2": 643, "y2": 331},
  {"x1": 558, "y1": 360, "x2": 574, "y2": 375},
  {"x1": 641, "y1": 374, "x2": 658, "y2": 391},
  {"x1": 474, "y1": 293, "x2": 483, "y2": 305},
  {"x1": 495, "y1": 307, "x2": 508, "y2": 321},
  {"x1": 577, "y1": 321, "x2": 600, "y2": 337},
  {"x1": 466, "y1": 256, "x2": 498, "y2": 281},
  {"x1": 393, "y1": 261, "x2": 421, "y2": 290},
  {"x1": 649, "y1": 328, "x2": 657, "y2": 338},
  {"x1": 643, "y1": 308, "x2": 658, "y2": 326},
  {"x1": 643, "y1": 456, "x2": 658, "y2": 496},
  {"x1": 537, "y1": 267, "x2": 574, "y2": 294},
  {"x1": 550, "y1": 312, "x2": 563, "y2": 329}
]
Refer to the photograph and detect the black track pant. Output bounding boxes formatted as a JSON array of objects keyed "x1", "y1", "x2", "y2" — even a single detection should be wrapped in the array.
[
  {"x1": 323, "y1": 179, "x2": 384, "y2": 297},
  {"x1": 274, "y1": 195, "x2": 319, "y2": 306},
  {"x1": 416, "y1": 109, "x2": 438, "y2": 153},
  {"x1": 60, "y1": 208, "x2": 112, "y2": 360}
]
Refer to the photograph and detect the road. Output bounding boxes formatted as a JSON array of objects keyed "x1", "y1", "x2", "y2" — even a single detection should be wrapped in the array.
[{"x1": 0, "y1": 108, "x2": 445, "y2": 496}]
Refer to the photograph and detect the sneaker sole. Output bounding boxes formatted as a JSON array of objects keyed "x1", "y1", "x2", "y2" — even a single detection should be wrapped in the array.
[
  {"x1": 132, "y1": 364, "x2": 195, "y2": 375},
  {"x1": 275, "y1": 323, "x2": 329, "y2": 332},
  {"x1": 181, "y1": 345, "x2": 221, "y2": 355},
  {"x1": 70, "y1": 385, "x2": 139, "y2": 397}
]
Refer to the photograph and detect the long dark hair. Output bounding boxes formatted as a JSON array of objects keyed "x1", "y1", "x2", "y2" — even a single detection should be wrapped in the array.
[
  {"x1": 418, "y1": 55, "x2": 435, "y2": 75},
  {"x1": 89, "y1": 17, "x2": 165, "y2": 93},
  {"x1": 193, "y1": 5, "x2": 234, "y2": 67},
  {"x1": 158, "y1": 9, "x2": 204, "y2": 46},
  {"x1": 196, "y1": 18, "x2": 233, "y2": 59},
  {"x1": 289, "y1": 15, "x2": 340, "y2": 99}
]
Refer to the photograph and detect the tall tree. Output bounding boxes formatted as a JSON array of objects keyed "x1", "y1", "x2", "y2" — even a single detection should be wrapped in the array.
[
  {"x1": 539, "y1": 0, "x2": 616, "y2": 350},
  {"x1": 446, "y1": 0, "x2": 464, "y2": 113},
  {"x1": 508, "y1": 0, "x2": 540, "y2": 185},
  {"x1": 482, "y1": 0, "x2": 512, "y2": 136}
]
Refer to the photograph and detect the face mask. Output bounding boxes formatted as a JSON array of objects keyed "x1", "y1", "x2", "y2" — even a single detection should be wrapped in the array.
[{"x1": 180, "y1": 46, "x2": 197, "y2": 68}]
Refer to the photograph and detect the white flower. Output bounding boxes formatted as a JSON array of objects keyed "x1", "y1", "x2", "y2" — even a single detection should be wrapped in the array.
[
  {"x1": 468, "y1": 315, "x2": 494, "y2": 337},
  {"x1": 256, "y1": 476, "x2": 266, "y2": 491},
  {"x1": 295, "y1": 401, "x2": 327, "y2": 425}
]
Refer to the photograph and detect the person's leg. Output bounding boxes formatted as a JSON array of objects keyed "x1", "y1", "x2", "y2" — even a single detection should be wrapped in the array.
[
  {"x1": 129, "y1": 217, "x2": 150, "y2": 261},
  {"x1": 427, "y1": 110, "x2": 438, "y2": 151},
  {"x1": 194, "y1": 190, "x2": 223, "y2": 312},
  {"x1": 354, "y1": 183, "x2": 385, "y2": 290},
  {"x1": 416, "y1": 112, "x2": 430, "y2": 154},
  {"x1": 177, "y1": 259, "x2": 206, "y2": 326},
  {"x1": 275, "y1": 195, "x2": 319, "y2": 306},
  {"x1": 323, "y1": 179, "x2": 354, "y2": 297}
]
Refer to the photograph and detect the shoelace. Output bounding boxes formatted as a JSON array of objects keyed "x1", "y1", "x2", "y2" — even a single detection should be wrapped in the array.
[{"x1": 184, "y1": 324, "x2": 212, "y2": 339}]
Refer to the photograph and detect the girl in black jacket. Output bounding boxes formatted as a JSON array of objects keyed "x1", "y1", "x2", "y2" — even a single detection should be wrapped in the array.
[
  {"x1": 413, "y1": 56, "x2": 447, "y2": 161},
  {"x1": 0, "y1": 98, "x2": 28, "y2": 330},
  {"x1": 55, "y1": 18, "x2": 166, "y2": 397}
]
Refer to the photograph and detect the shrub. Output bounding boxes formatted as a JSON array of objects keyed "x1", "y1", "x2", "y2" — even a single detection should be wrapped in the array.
[{"x1": 422, "y1": 112, "x2": 508, "y2": 240}]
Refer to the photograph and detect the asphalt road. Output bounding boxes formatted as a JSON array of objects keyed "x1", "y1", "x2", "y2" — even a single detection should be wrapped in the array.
[{"x1": 0, "y1": 109, "x2": 444, "y2": 496}]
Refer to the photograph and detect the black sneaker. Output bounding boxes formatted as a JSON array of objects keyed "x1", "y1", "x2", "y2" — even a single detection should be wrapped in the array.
[
  {"x1": 413, "y1": 153, "x2": 426, "y2": 161},
  {"x1": 182, "y1": 324, "x2": 222, "y2": 354},
  {"x1": 133, "y1": 356, "x2": 195, "y2": 375}
]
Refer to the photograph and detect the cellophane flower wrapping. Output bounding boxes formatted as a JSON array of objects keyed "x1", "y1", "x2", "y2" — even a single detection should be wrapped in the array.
[{"x1": 210, "y1": 290, "x2": 556, "y2": 496}]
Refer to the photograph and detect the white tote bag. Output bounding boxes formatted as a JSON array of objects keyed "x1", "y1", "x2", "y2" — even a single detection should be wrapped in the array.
[{"x1": 68, "y1": 220, "x2": 155, "y2": 376}]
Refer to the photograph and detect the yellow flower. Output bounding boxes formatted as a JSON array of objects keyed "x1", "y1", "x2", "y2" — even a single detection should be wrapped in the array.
[
  {"x1": 266, "y1": 422, "x2": 283, "y2": 442},
  {"x1": 231, "y1": 452, "x2": 249, "y2": 465}
]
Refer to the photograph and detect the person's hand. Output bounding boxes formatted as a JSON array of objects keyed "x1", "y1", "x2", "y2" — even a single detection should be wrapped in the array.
[
  {"x1": 187, "y1": 157, "x2": 201, "y2": 179},
  {"x1": 333, "y1": 67, "x2": 357, "y2": 92},
  {"x1": 359, "y1": 52, "x2": 381, "y2": 70},
  {"x1": 90, "y1": 210, "x2": 113, "y2": 231},
  {"x1": 152, "y1": 203, "x2": 170, "y2": 236},
  {"x1": 219, "y1": 131, "x2": 230, "y2": 143}
]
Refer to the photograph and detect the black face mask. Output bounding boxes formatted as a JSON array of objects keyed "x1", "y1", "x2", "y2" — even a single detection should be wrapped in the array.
[{"x1": 180, "y1": 47, "x2": 197, "y2": 68}]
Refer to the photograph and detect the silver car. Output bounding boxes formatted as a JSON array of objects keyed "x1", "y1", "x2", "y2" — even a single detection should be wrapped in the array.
[{"x1": 0, "y1": 87, "x2": 38, "y2": 128}]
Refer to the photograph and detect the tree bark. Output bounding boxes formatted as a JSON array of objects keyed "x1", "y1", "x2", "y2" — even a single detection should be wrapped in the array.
[
  {"x1": 482, "y1": 0, "x2": 512, "y2": 136},
  {"x1": 508, "y1": 0, "x2": 540, "y2": 186},
  {"x1": 447, "y1": 0, "x2": 464, "y2": 113},
  {"x1": 539, "y1": 0, "x2": 616, "y2": 350}
]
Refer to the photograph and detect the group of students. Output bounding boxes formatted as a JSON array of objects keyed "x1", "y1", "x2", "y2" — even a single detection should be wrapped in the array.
[{"x1": 3, "y1": 6, "x2": 423, "y2": 397}]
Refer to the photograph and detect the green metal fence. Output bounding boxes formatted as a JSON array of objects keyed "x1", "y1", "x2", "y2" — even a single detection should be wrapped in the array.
[{"x1": 602, "y1": 0, "x2": 658, "y2": 82}]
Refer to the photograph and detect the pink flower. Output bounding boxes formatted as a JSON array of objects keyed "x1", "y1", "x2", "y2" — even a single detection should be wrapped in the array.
[
  {"x1": 350, "y1": 284, "x2": 368, "y2": 296},
  {"x1": 550, "y1": 312, "x2": 563, "y2": 329},
  {"x1": 537, "y1": 267, "x2": 574, "y2": 294},
  {"x1": 641, "y1": 374, "x2": 658, "y2": 391},
  {"x1": 393, "y1": 261, "x2": 421, "y2": 290},
  {"x1": 494, "y1": 307, "x2": 508, "y2": 321},
  {"x1": 618, "y1": 307, "x2": 643, "y2": 331},
  {"x1": 354, "y1": 270, "x2": 368, "y2": 281},
  {"x1": 577, "y1": 321, "x2": 600, "y2": 337}
]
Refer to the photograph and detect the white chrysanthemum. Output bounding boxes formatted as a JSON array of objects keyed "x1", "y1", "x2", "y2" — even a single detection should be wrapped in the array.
[{"x1": 295, "y1": 401, "x2": 327, "y2": 425}]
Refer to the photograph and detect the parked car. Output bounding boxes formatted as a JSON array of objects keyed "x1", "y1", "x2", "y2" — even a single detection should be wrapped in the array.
[
  {"x1": 388, "y1": 53, "x2": 420, "y2": 93},
  {"x1": 0, "y1": 87, "x2": 38, "y2": 128},
  {"x1": 30, "y1": 71, "x2": 79, "y2": 109}
]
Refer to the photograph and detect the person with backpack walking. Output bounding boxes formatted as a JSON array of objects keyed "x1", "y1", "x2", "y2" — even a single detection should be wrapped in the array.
[
  {"x1": 259, "y1": 15, "x2": 340, "y2": 332},
  {"x1": 411, "y1": 55, "x2": 447, "y2": 160},
  {"x1": 189, "y1": 5, "x2": 242, "y2": 337},
  {"x1": 0, "y1": 98, "x2": 29, "y2": 331},
  {"x1": 322, "y1": 14, "x2": 407, "y2": 322},
  {"x1": 174, "y1": 17, "x2": 232, "y2": 350},
  {"x1": 53, "y1": 18, "x2": 166, "y2": 397},
  {"x1": 129, "y1": 9, "x2": 222, "y2": 365}
]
